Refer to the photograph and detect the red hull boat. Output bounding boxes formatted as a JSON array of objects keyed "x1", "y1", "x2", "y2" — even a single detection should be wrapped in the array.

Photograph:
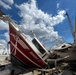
[
  {"x1": 0, "y1": 10, "x2": 50, "y2": 68},
  {"x1": 9, "y1": 22, "x2": 50, "y2": 68}
]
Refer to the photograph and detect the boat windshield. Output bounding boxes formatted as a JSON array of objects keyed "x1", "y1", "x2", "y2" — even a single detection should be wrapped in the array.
[{"x1": 32, "y1": 38, "x2": 46, "y2": 54}]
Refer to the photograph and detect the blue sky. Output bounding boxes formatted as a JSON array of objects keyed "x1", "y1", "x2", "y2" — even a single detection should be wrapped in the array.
[{"x1": 0, "y1": 0, "x2": 76, "y2": 49}]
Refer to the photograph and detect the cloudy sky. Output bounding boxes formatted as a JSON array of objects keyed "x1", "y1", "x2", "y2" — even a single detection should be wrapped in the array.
[{"x1": 0, "y1": 0, "x2": 76, "y2": 49}]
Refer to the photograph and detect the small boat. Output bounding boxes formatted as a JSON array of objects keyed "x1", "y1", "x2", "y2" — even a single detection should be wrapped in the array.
[
  {"x1": 9, "y1": 22, "x2": 50, "y2": 68},
  {"x1": 52, "y1": 42, "x2": 72, "y2": 58},
  {"x1": 0, "y1": 10, "x2": 50, "y2": 68}
]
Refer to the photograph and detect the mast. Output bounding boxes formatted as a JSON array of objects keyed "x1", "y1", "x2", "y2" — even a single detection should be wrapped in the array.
[
  {"x1": 66, "y1": 11, "x2": 76, "y2": 45},
  {"x1": 66, "y1": 12, "x2": 74, "y2": 38}
]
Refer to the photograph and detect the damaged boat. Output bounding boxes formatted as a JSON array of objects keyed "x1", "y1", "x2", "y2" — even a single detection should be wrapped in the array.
[
  {"x1": 0, "y1": 12, "x2": 50, "y2": 68},
  {"x1": 9, "y1": 22, "x2": 50, "y2": 68}
]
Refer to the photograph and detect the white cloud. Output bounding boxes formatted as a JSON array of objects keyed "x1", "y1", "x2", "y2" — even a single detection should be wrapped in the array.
[
  {"x1": 0, "y1": 31, "x2": 9, "y2": 49},
  {"x1": 0, "y1": 39, "x2": 7, "y2": 49},
  {"x1": 57, "y1": 3, "x2": 59, "y2": 9},
  {"x1": 0, "y1": 0, "x2": 14, "y2": 9},
  {"x1": 0, "y1": 20, "x2": 9, "y2": 30},
  {"x1": 0, "y1": 39, "x2": 7, "y2": 45},
  {"x1": 3, "y1": 0, "x2": 14, "y2": 5},
  {"x1": 15, "y1": 0, "x2": 66, "y2": 42},
  {"x1": 4, "y1": 32, "x2": 9, "y2": 42},
  {"x1": 0, "y1": 20, "x2": 9, "y2": 48}
]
